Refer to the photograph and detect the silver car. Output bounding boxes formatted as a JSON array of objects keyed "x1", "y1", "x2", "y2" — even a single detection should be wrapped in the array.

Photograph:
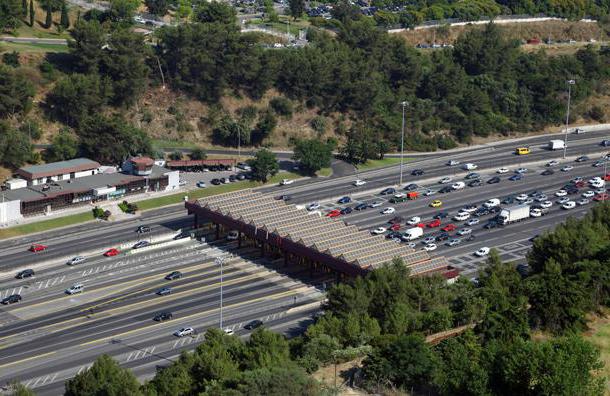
[
  {"x1": 446, "y1": 238, "x2": 462, "y2": 246},
  {"x1": 67, "y1": 256, "x2": 86, "y2": 266}
]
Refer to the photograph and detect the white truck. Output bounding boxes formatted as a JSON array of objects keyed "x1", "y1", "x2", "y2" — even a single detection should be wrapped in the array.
[
  {"x1": 498, "y1": 204, "x2": 530, "y2": 225},
  {"x1": 549, "y1": 139, "x2": 565, "y2": 151},
  {"x1": 401, "y1": 227, "x2": 424, "y2": 241}
]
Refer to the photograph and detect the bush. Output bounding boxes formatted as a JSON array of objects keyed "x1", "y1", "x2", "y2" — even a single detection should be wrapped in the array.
[
  {"x1": 588, "y1": 105, "x2": 606, "y2": 122},
  {"x1": 169, "y1": 150, "x2": 183, "y2": 160},
  {"x1": 2, "y1": 51, "x2": 19, "y2": 68},
  {"x1": 269, "y1": 97, "x2": 293, "y2": 118}
]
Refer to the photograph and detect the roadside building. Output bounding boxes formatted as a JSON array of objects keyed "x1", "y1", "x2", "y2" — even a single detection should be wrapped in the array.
[{"x1": 16, "y1": 158, "x2": 101, "y2": 186}]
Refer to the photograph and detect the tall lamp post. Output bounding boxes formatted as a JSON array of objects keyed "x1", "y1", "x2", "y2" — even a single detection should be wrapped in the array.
[
  {"x1": 399, "y1": 101, "x2": 408, "y2": 186},
  {"x1": 216, "y1": 257, "x2": 225, "y2": 330},
  {"x1": 563, "y1": 79, "x2": 576, "y2": 159}
]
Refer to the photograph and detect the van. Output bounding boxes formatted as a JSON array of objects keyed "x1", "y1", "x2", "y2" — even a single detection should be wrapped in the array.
[
  {"x1": 515, "y1": 147, "x2": 530, "y2": 155},
  {"x1": 483, "y1": 198, "x2": 500, "y2": 208},
  {"x1": 401, "y1": 227, "x2": 423, "y2": 241},
  {"x1": 65, "y1": 284, "x2": 84, "y2": 295}
]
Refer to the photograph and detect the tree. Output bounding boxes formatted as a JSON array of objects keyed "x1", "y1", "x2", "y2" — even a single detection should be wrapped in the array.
[
  {"x1": 0, "y1": 0, "x2": 22, "y2": 31},
  {"x1": 237, "y1": 365, "x2": 321, "y2": 395},
  {"x1": 109, "y1": 0, "x2": 139, "y2": 23},
  {"x1": 243, "y1": 328, "x2": 291, "y2": 370},
  {"x1": 252, "y1": 110, "x2": 276, "y2": 145},
  {"x1": 169, "y1": 150, "x2": 182, "y2": 160},
  {"x1": 145, "y1": 0, "x2": 169, "y2": 16},
  {"x1": 292, "y1": 138, "x2": 333, "y2": 175},
  {"x1": 5, "y1": 382, "x2": 35, "y2": 396},
  {"x1": 0, "y1": 122, "x2": 33, "y2": 168},
  {"x1": 144, "y1": 352, "x2": 194, "y2": 396},
  {"x1": 189, "y1": 148, "x2": 207, "y2": 160},
  {"x1": 2, "y1": 51, "x2": 20, "y2": 68},
  {"x1": 60, "y1": 2, "x2": 69, "y2": 30},
  {"x1": 69, "y1": 20, "x2": 106, "y2": 73},
  {"x1": 65, "y1": 354, "x2": 142, "y2": 396},
  {"x1": 0, "y1": 65, "x2": 35, "y2": 118},
  {"x1": 21, "y1": 0, "x2": 27, "y2": 17},
  {"x1": 194, "y1": 1, "x2": 236, "y2": 25},
  {"x1": 44, "y1": 129, "x2": 78, "y2": 162},
  {"x1": 38, "y1": 0, "x2": 62, "y2": 28},
  {"x1": 29, "y1": 0, "x2": 34, "y2": 26},
  {"x1": 247, "y1": 148, "x2": 279, "y2": 182},
  {"x1": 288, "y1": 0, "x2": 304, "y2": 20}
]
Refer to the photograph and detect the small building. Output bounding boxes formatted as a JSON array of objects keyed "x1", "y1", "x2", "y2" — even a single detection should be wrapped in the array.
[
  {"x1": 122, "y1": 156, "x2": 154, "y2": 176},
  {"x1": 5, "y1": 178, "x2": 27, "y2": 190},
  {"x1": 16, "y1": 158, "x2": 101, "y2": 186}
]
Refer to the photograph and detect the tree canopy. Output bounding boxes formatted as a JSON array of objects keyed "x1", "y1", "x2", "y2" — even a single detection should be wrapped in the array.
[{"x1": 247, "y1": 148, "x2": 279, "y2": 182}]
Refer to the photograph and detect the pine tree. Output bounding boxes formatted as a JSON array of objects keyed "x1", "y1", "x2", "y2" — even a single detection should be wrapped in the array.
[
  {"x1": 29, "y1": 0, "x2": 34, "y2": 26},
  {"x1": 60, "y1": 2, "x2": 69, "y2": 29},
  {"x1": 45, "y1": 6, "x2": 52, "y2": 28},
  {"x1": 22, "y1": 0, "x2": 27, "y2": 17}
]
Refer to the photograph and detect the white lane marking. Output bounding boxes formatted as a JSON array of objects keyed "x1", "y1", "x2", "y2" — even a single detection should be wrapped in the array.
[
  {"x1": 40, "y1": 375, "x2": 50, "y2": 385},
  {"x1": 31, "y1": 377, "x2": 42, "y2": 388},
  {"x1": 126, "y1": 352, "x2": 134, "y2": 362},
  {"x1": 172, "y1": 339, "x2": 180, "y2": 349},
  {"x1": 23, "y1": 379, "x2": 33, "y2": 387},
  {"x1": 149, "y1": 346, "x2": 156, "y2": 355},
  {"x1": 44, "y1": 279, "x2": 51, "y2": 288},
  {"x1": 59, "y1": 275, "x2": 65, "y2": 283},
  {"x1": 50, "y1": 373, "x2": 58, "y2": 384},
  {"x1": 37, "y1": 282, "x2": 43, "y2": 290},
  {"x1": 134, "y1": 350, "x2": 142, "y2": 360},
  {"x1": 194, "y1": 334, "x2": 201, "y2": 342}
]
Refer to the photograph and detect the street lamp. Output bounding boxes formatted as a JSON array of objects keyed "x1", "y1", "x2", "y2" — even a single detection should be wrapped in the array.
[
  {"x1": 399, "y1": 101, "x2": 408, "y2": 186},
  {"x1": 563, "y1": 79, "x2": 576, "y2": 159},
  {"x1": 216, "y1": 257, "x2": 225, "y2": 330}
]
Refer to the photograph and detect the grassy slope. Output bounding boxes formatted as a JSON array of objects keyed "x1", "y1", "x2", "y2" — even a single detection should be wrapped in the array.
[{"x1": 585, "y1": 312, "x2": 610, "y2": 394}]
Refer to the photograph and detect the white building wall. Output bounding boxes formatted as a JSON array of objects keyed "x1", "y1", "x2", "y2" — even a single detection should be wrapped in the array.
[
  {"x1": 0, "y1": 199, "x2": 22, "y2": 224},
  {"x1": 75, "y1": 169, "x2": 97, "y2": 178},
  {"x1": 165, "y1": 171, "x2": 180, "y2": 191}
]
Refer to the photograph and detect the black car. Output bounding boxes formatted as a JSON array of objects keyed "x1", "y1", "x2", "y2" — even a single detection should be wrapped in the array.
[
  {"x1": 566, "y1": 188, "x2": 579, "y2": 195},
  {"x1": 354, "y1": 203, "x2": 368, "y2": 211},
  {"x1": 153, "y1": 312, "x2": 173, "y2": 321},
  {"x1": 502, "y1": 196, "x2": 514, "y2": 205},
  {"x1": 433, "y1": 212, "x2": 449, "y2": 219},
  {"x1": 575, "y1": 155, "x2": 589, "y2": 162},
  {"x1": 136, "y1": 225, "x2": 151, "y2": 233},
  {"x1": 337, "y1": 196, "x2": 351, "y2": 204},
  {"x1": 439, "y1": 186, "x2": 453, "y2": 193},
  {"x1": 484, "y1": 221, "x2": 498, "y2": 229},
  {"x1": 404, "y1": 183, "x2": 418, "y2": 191},
  {"x1": 340, "y1": 207, "x2": 353, "y2": 215},
  {"x1": 133, "y1": 241, "x2": 150, "y2": 249},
  {"x1": 244, "y1": 320, "x2": 263, "y2": 330},
  {"x1": 468, "y1": 179, "x2": 482, "y2": 187},
  {"x1": 157, "y1": 287, "x2": 172, "y2": 296},
  {"x1": 386, "y1": 231, "x2": 402, "y2": 239},
  {"x1": 220, "y1": 177, "x2": 228, "y2": 184},
  {"x1": 16, "y1": 269, "x2": 34, "y2": 279},
  {"x1": 474, "y1": 208, "x2": 489, "y2": 217},
  {"x1": 380, "y1": 187, "x2": 396, "y2": 195},
  {"x1": 275, "y1": 195, "x2": 291, "y2": 201},
  {"x1": 435, "y1": 232, "x2": 450, "y2": 242},
  {"x1": 211, "y1": 178, "x2": 222, "y2": 185},
  {"x1": 411, "y1": 169, "x2": 424, "y2": 176},
  {"x1": 1, "y1": 294, "x2": 21, "y2": 305},
  {"x1": 489, "y1": 207, "x2": 501, "y2": 214},
  {"x1": 236, "y1": 174, "x2": 246, "y2": 180},
  {"x1": 602, "y1": 140, "x2": 610, "y2": 147},
  {"x1": 165, "y1": 271, "x2": 183, "y2": 281},
  {"x1": 388, "y1": 216, "x2": 404, "y2": 224},
  {"x1": 487, "y1": 176, "x2": 501, "y2": 184},
  {"x1": 464, "y1": 172, "x2": 480, "y2": 180},
  {"x1": 541, "y1": 169, "x2": 554, "y2": 176},
  {"x1": 228, "y1": 174, "x2": 237, "y2": 182}
]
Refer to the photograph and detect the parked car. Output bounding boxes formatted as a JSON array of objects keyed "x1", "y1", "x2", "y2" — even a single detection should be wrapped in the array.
[
  {"x1": 326, "y1": 210, "x2": 341, "y2": 218},
  {"x1": 337, "y1": 196, "x2": 351, "y2": 204},
  {"x1": 475, "y1": 247, "x2": 490, "y2": 257},
  {"x1": 380, "y1": 187, "x2": 396, "y2": 195}
]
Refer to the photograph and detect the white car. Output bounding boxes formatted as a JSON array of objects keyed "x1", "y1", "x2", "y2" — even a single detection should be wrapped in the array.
[
  {"x1": 67, "y1": 256, "x2": 86, "y2": 266},
  {"x1": 483, "y1": 198, "x2": 500, "y2": 208},
  {"x1": 562, "y1": 201, "x2": 576, "y2": 210},
  {"x1": 382, "y1": 207, "x2": 396, "y2": 215},
  {"x1": 406, "y1": 242, "x2": 417, "y2": 248},
  {"x1": 497, "y1": 167, "x2": 509, "y2": 174},
  {"x1": 407, "y1": 216, "x2": 421, "y2": 225},
  {"x1": 422, "y1": 236, "x2": 436, "y2": 244},
  {"x1": 555, "y1": 190, "x2": 567, "y2": 197},
  {"x1": 196, "y1": 181, "x2": 206, "y2": 188},
  {"x1": 307, "y1": 202, "x2": 321, "y2": 211},
  {"x1": 561, "y1": 165, "x2": 574, "y2": 172},
  {"x1": 178, "y1": 180, "x2": 187, "y2": 187},
  {"x1": 457, "y1": 228, "x2": 472, "y2": 236},
  {"x1": 530, "y1": 208, "x2": 542, "y2": 217},
  {"x1": 462, "y1": 163, "x2": 478, "y2": 170},
  {"x1": 223, "y1": 328, "x2": 234, "y2": 335},
  {"x1": 65, "y1": 284, "x2": 84, "y2": 295},
  {"x1": 515, "y1": 194, "x2": 528, "y2": 201},
  {"x1": 475, "y1": 247, "x2": 490, "y2": 257},
  {"x1": 466, "y1": 218, "x2": 480, "y2": 226},
  {"x1": 423, "y1": 243, "x2": 437, "y2": 251},
  {"x1": 582, "y1": 191, "x2": 595, "y2": 198},
  {"x1": 557, "y1": 197, "x2": 570, "y2": 204},
  {"x1": 540, "y1": 201, "x2": 553, "y2": 209},
  {"x1": 547, "y1": 160, "x2": 559, "y2": 167},
  {"x1": 280, "y1": 179, "x2": 294, "y2": 185},
  {"x1": 453, "y1": 212, "x2": 470, "y2": 221},
  {"x1": 447, "y1": 160, "x2": 460, "y2": 166},
  {"x1": 577, "y1": 198, "x2": 590, "y2": 205},
  {"x1": 515, "y1": 168, "x2": 528, "y2": 174},
  {"x1": 439, "y1": 177, "x2": 452, "y2": 184},
  {"x1": 452, "y1": 182, "x2": 466, "y2": 190},
  {"x1": 369, "y1": 201, "x2": 383, "y2": 208},
  {"x1": 174, "y1": 327, "x2": 195, "y2": 337},
  {"x1": 353, "y1": 179, "x2": 366, "y2": 186},
  {"x1": 461, "y1": 205, "x2": 478, "y2": 213},
  {"x1": 589, "y1": 177, "x2": 603, "y2": 184},
  {"x1": 371, "y1": 227, "x2": 387, "y2": 235},
  {"x1": 393, "y1": 192, "x2": 406, "y2": 198},
  {"x1": 424, "y1": 189, "x2": 436, "y2": 196},
  {"x1": 591, "y1": 180, "x2": 605, "y2": 188}
]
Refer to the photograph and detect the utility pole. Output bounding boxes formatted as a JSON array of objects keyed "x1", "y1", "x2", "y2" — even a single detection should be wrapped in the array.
[
  {"x1": 216, "y1": 257, "x2": 225, "y2": 329},
  {"x1": 399, "y1": 101, "x2": 408, "y2": 186},
  {"x1": 563, "y1": 79, "x2": 575, "y2": 159}
]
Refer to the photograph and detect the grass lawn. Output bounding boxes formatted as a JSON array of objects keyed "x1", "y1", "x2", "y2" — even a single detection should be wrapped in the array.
[
  {"x1": 152, "y1": 139, "x2": 200, "y2": 150},
  {"x1": 0, "y1": 42, "x2": 69, "y2": 53},
  {"x1": 0, "y1": 212, "x2": 94, "y2": 239},
  {"x1": 14, "y1": 23, "x2": 71, "y2": 39},
  {"x1": 585, "y1": 312, "x2": 610, "y2": 391},
  {"x1": 316, "y1": 167, "x2": 332, "y2": 177},
  {"x1": 356, "y1": 157, "x2": 412, "y2": 171}
]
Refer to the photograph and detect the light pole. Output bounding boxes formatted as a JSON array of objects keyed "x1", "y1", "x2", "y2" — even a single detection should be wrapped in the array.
[
  {"x1": 563, "y1": 79, "x2": 576, "y2": 159},
  {"x1": 216, "y1": 257, "x2": 224, "y2": 330},
  {"x1": 399, "y1": 101, "x2": 408, "y2": 186}
]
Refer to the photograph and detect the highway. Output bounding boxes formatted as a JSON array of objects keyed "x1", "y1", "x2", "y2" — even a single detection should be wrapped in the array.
[{"x1": 0, "y1": 129, "x2": 608, "y2": 393}]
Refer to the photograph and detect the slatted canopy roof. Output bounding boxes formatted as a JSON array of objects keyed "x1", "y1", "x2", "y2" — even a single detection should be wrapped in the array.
[{"x1": 189, "y1": 189, "x2": 449, "y2": 276}]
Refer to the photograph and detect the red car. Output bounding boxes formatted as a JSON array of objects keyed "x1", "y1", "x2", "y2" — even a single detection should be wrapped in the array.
[
  {"x1": 574, "y1": 180, "x2": 585, "y2": 188},
  {"x1": 604, "y1": 174, "x2": 610, "y2": 182},
  {"x1": 29, "y1": 244, "x2": 47, "y2": 252},
  {"x1": 426, "y1": 219, "x2": 441, "y2": 228},
  {"x1": 326, "y1": 210, "x2": 341, "y2": 218},
  {"x1": 389, "y1": 223, "x2": 401, "y2": 231},
  {"x1": 104, "y1": 248, "x2": 120, "y2": 257},
  {"x1": 594, "y1": 193, "x2": 609, "y2": 201},
  {"x1": 416, "y1": 223, "x2": 426, "y2": 228},
  {"x1": 442, "y1": 224, "x2": 457, "y2": 232}
]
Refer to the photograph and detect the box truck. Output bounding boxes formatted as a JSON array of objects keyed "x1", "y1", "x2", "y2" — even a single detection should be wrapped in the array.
[
  {"x1": 497, "y1": 205, "x2": 530, "y2": 225},
  {"x1": 549, "y1": 140, "x2": 565, "y2": 151},
  {"x1": 401, "y1": 227, "x2": 424, "y2": 241}
]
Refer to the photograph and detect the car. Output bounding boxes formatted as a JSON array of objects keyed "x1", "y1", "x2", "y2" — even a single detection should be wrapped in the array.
[
  {"x1": 487, "y1": 176, "x2": 501, "y2": 184},
  {"x1": 582, "y1": 191, "x2": 595, "y2": 198},
  {"x1": 65, "y1": 284, "x2": 84, "y2": 295},
  {"x1": 561, "y1": 165, "x2": 574, "y2": 172},
  {"x1": 16, "y1": 269, "x2": 35, "y2": 279},
  {"x1": 337, "y1": 196, "x2": 351, "y2": 204},
  {"x1": 353, "y1": 179, "x2": 366, "y2": 186},
  {"x1": 515, "y1": 167, "x2": 528, "y2": 174},
  {"x1": 326, "y1": 209, "x2": 341, "y2": 218},
  {"x1": 154, "y1": 312, "x2": 173, "y2": 321},
  {"x1": 566, "y1": 188, "x2": 579, "y2": 195},
  {"x1": 541, "y1": 169, "x2": 555, "y2": 176},
  {"x1": 237, "y1": 162, "x2": 251, "y2": 171},
  {"x1": 483, "y1": 199, "x2": 500, "y2": 209},
  {"x1": 411, "y1": 169, "x2": 424, "y2": 176},
  {"x1": 466, "y1": 218, "x2": 480, "y2": 226},
  {"x1": 275, "y1": 194, "x2": 291, "y2": 201},
  {"x1": 389, "y1": 224, "x2": 401, "y2": 232},
  {"x1": 423, "y1": 243, "x2": 437, "y2": 251},
  {"x1": 452, "y1": 182, "x2": 465, "y2": 190},
  {"x1": 439, "y1": 177, "x2": 452, "y2": 184},
  {"x1": 369, "y1": 201, "x2": 383, "y2": 208},
  {"x1": 340, "y1": 207, "x2": 353, "y2": 215},
  {"x1": 540, "y1": 201, "x2": 553, "y2": 209},
  {"x1": 433, "y1": 212, "x2": 449, "y2": 219},
  {"x1": 534, "y1": 194, "x2": 548, "y2": 202},
  {"x1": 453, "y1": 212, "x2": 470, "y2": 221},
  {"x1": 1, "y1": 294, "x2": 22, "y2": 305},
  {"x1": 516, "y1": 147, "x2": 530, "y2": 155},
  {"x1": 104, "y1": 248, "x2": 120, "y2": 257},
  {"x1": 380, "y1": 187, "x2": 396, "y2": 195},
  {"x1": 547, "y1": 160, "x2": 560, "y2": 167},
  {"x1": 423, "y1": 189, "x2": 436, "y2": 196},
  {"x1": 280, "y1": 179, "x2": 294, "y2": 185},
  {"x1": 406, "y1": 242, "x2": 417, "y2": 248},
  {"x1": 502, "y1": 196, "x2": 514, "y2": 205},
  {"x1": 577, "y1": 198, "x2": 590, "y2": 205},
  {"x1": 307, "y1": 202, "x2": 321, "y2": 211},
  {"x1": 244, "y1": 320, "x2": 264, "y2": 330},
  {"x1": 220, "y1": 177, "x2": 228, "y2": 184},
  {"x1": 457, "y1": 228, "x2": 472, "y2": 236},
  {"x1": 165, "y1": 271, "x2": 182, "y2": 280},
  {"x1": 196, "y1": 181, "x2": 207, "y2": 188},
  {"x1": 29, "y1": 244, "x2": 47, "y2": 252},
  {"x1": 404, "y1": 183, "x2": 419, "y2": 191},
  {"x1": 555, "y1": 190, "x2": 567, "y2": 197},
  {"x1": 464, "y1": 172, "x2": 480, "y2": 180},
  {"x1": 427, "y1": 219, "x2": 441, "y2": 228},
  {"x1": 589, "y1": 176, "x2": 603, "y2": 184},
  {"x1": 461, "y1": 205, "x2": 477, "y2": 213},
  {"x1": 575, "y1": 155, "x2": 589, "y2": 162},
  {"x1": 174, "y1": 327, "x2": 195, "y2": 337},
  {"x1": 223, "y1": 328, "x2": 235, "y2": 335},
  {"x1": 381, "y1": 207, "x2": 396, "y2": 215},
  {"x1": 530, "y1": 208, "x2": 543, "y2": 217},
  {"x1": 354, "y1": 203, "x2": 368, "y2": 211},
  {"x1": 468, "y1": 179, "x2": 483, "y2": 187},
  {"x1": 430, "y1": 200, "x2": 442, "y2": 208},
  {"x1": 67, "y1": 256, "x2": 86, "y2": 265},
  {"x1": 447, "y1": 160, "x2": 460, "y2": 166},
  {"x1": 136, "y1": 225, "x2": 151, "y2": 233},
  {"x1": 475, "y1": 247, "x2": 490, "y2": 257},
  {"x1": 594, "y1": 193, "x2": 609, "y2": 201},
  {"x1": 484, "y1": 221, "x2": 499, "y2": 229},
  {"x1": 226, "y1": 230, "x2": 239, "y2": 241},
  {"x1": 133, "y1": 241, "x2": 150, "y2": 249},
  {"x1": 446, "y1": 238, "x2": 462, "y2": 246},
  {"x1": 210, "y1": 178, "x2": 222, "y2": 185},
  {"x1": 509, "y1": 174, "x2": 523, "y2": 181},
  {"x1": 422, "y1": 236, "x2": 437, "y2": 244},
  {"x1": 371, "y1": 227, "x2": 387, "y2": 235},
  {"x1": 489, "y1": 206, "x2": 501, "y2": 214},
  {"x1": 562, "y1": 201, "x2": 576, "y2": 209},
  {"x1": 515, "y1": 194, "x2": 528, "y2": 201},
  {"x1": 593, "y1": 160, "x2": 605, "y2": 167},
  {"x1": 442, "y1": 224, "x2": 457, "y2": 232},
  {"x1": 574, "y1": 128, "x2": 585, "y2": 134},
  {"x1": 388, "y1": 216, "x2": 403, "y2": 224},
  {"x1": 462, "y1": 163, "x2": 478, "y2": 170},
  {"x1": 439, "y1": 186, "x2": 453, "y2": 193},
  {"x1": 591, "y1": 180, "x2": 606, "y2": 189},
  {"x1": 156, "y1": 287, "x2": 172, "y2": 296},
  {"x1": 435, "y1": 232, "x2": 450, "y2": 242},
  {"x1": 605, "y1": 174, "x2": 610, "y2": 181},
  {"x1": 407, "y1": 216, "x2": 421, "y2": 225},
  {"x1": 557, "y1": 197, "x2": 570, "y2": 204},
  {"x1": 497, "y1": 167, "x2": 509, "y2": 174},
  {"x1": 236, "y1": 174, "x2": 246, "y2": 180},
  {"x1": 601, "y1": 140, "x2": 610, "y2": 147},
  {"x1": 572, "y1": 177, "x2": 584, "y2": 183}
]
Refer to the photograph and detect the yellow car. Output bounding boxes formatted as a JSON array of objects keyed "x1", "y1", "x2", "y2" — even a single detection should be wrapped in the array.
[
  {"x1": 430, "y1": 200, "x2": 442, "y2": 208},
  {"x1": 515, "y1": 147, "x2": 530, "y2": 155}
]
